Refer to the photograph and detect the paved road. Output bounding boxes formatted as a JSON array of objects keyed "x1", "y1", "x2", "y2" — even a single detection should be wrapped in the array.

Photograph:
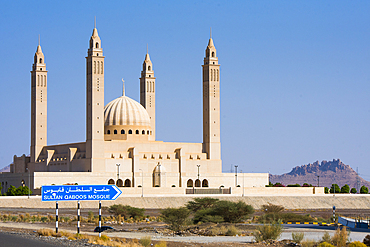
[{"x1": 0, "y1": 232, "x2": 58, "y2": 247}]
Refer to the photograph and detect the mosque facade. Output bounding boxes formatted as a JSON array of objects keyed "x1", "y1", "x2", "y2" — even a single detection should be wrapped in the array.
[{"x1": 0, "y1": 27, "x2": 268, "y2": 195}]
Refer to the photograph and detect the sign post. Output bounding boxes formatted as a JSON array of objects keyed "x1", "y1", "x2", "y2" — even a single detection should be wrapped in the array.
[{"x1": 42, "y1": 185, "x2": 122, "y2": 234}]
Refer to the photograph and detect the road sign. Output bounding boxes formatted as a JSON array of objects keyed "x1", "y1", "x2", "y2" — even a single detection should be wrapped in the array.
[{"x1": 42, "y1": 185, "x2": 122, "y2": 201}]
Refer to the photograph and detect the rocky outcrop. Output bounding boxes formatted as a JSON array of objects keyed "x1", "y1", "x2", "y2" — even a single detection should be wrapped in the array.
[{"x1": 270, "y1": 159, "x2": 370, "y2": 189}]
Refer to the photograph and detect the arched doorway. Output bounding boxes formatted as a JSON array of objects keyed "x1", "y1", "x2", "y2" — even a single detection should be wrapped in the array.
[
  {"x1": 108, "y1": 179, "x2": 115, "y2": 185},
  {"x1": 124, "y1": 179, "x2": 131, "y2": 187},
  {"x1": 116, "y1": 179, "x2": 123, "y2": 187},
  {"x1": 202, "y1": 179, "x2": 209, "y2": 187},
  {"x1": 195, "y1": 179, "x2": 201, "y2": 187},
  {"x1": 187, "y1": 179, "x2": 193, "y2": 187},
  {"x1": 153, "y1": 163, "x2": 165, "y2": 187}
]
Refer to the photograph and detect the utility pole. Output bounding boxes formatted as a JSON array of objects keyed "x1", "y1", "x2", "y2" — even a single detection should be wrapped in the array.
[
  {"x1": 317, "y1": 175, "x2": 320, "y2": 187},
  {"x1": 234, "y1": 165, "x2": 238, "y2": 187}
]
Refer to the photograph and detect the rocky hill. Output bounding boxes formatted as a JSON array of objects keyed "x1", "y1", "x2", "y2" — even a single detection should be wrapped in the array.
[
  {"x1": 269, "y1": 159, "x2": 370, "y2": 189},
  {"x1": 0, "y1": 165, "x2": 10, "y2": 173}
]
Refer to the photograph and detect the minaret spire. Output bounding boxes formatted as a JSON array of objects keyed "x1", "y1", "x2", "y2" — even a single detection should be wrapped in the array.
[
  {"x1": 122, "y1": 79, "x2": 125, "y2": 96},
  {"x1": 94, "y1": 16, "x2": 96, "y2": 29},
  {"x1": 38, "y1": 34, "x2": 40, "y2": 46},
  {"x1": 210, "y1": 27, "x2": 212, "y2": 39}
]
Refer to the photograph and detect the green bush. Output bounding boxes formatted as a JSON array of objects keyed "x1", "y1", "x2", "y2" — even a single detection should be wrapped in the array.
[
  {"x1": 325, "y1": 187, "x2": 329, "y2": 193},
  {"x1": 5, "y1": 185, "x2": 32, "y2": 196},
  {"x1": 341, "y1": 184, "x2": 350, "y2": 193},
  {"x1": 349, "y1": 241, "x2": 367, "y2": 247},
  {"x1": 287, "y1": 184, "x2": 301, "y2": 187},
  {"x1": 292, "y1": 232, "x2": 304, "y2": 243},
  {"x1": 160, "y1": 207, "x2": 190, "y2": 232},
  {"x1": 360, "y1": 186, "x2": 369, "y2": 194},
  {"x1": 318, "y1": 242, "x2": 334, "y2": 247},
  {"x1": 193, "y1": 208, "x2": 224, "y2": 224},
  {"x1": 253, "y1": 220, "x2": 282, "y2": 242},
  {"x1": 211, "y1": 200, "x2": 254, "y2": 223},
  {"x1": 351, "y1": 188, "x2": 357, "y2": 194}
]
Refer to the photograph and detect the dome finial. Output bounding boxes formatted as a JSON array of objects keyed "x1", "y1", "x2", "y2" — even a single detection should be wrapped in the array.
[{"x1": 122, "y1": 78, "x2": 125, "y2": 96}]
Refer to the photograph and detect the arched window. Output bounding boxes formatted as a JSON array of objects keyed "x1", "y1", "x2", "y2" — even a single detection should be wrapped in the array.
[
  {"x1": 97, "y1": 61, "x2": 100, "y2": 74},
  {"x1": 124, "y1": 179, "x2": 131, "y2": 187},
  {"x1": 101, "y1": 62, "x2": 103, "y2": 74},
  {"x1": 96, "y1": 42, "x2": 99, "y2": 48},
  {"x1": 195, "y1": 179, "x2": 201, "y2": 187},
  {"x1": 147, "y1": 82, "x2": 149, "y2": 92},
  {"x1": 147, "y1": 130, "x2": 150, "y2": 135},
  {"x1": 114, "y1": 129, "x2": 117, "y2": 134},
  {"x1": 212, "y1": 51, "x2": 215, "y2": 57},
  {"x1": 107, "y1": 130, "x2": 111, "y2": 134},
  {"x1": 116, "y1": 179, "x2": 123, "y2": 187},
  {"x1": 39, "y1": 58, "x2": 42, "y2": 63},
  {"x1": 108, "y1": 179, "x2": 115, "y2": 185},
  {"x1": 136, "y1": 130, "x2": 139, "y2": 134},
  {"x1": 202, "y1": 179, "x2": 209, "y2": 187},
  {"x1": 37, "y1": 75, "x2": 40, "y2": 86},
  {"x1": 121, "y1": 129, "x2": 125, "y2": 134},
  {"x1": 128, "y1": 129, "x2": 132, "y2": 134},
  {"x1": 94, "y1": 61, "x2": 96, "y2": 74},
  {"x1": 217, "y1": 69, "x2": 219, "y2": 81},
  {"x1": 44, "y1": 76, "x2": 47, "y2": 86},
  {"x1": 142, "y1": 130, "x2": 145, "y2": 134},
  {"x1": 187, "y1": 179, "x2": 193, "y2": 187},
  {"x1": 211, "y1": 69, "x2": 213, "y2": 81},
  {"x1": 148, "y1": 66, "x2": 151, "y2": 71}
]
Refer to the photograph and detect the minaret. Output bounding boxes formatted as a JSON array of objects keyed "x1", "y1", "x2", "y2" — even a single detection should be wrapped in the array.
[
  {"x1": 202, "y1": 32, "x2": 221, "y2": 160},
  {"x1": 140, "y1": 47, "x2": 156, "y2": 140},
  {"x1": 86, "y1": 24, "x2": 105, "y2": 172},
  {"x1": 30, "y1": 40, "x2": 47, "y2": 163}
]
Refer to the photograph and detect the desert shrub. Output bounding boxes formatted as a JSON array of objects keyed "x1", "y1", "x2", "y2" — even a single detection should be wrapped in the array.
[
  {"x1": 325, "y1": 187, "x2": 329, "y2": 193},
  {"x1": 99, "y1": 234, "x2": 110, "y2": 241},
  {"x1": 108, "y1": 204, "x2": 145, "y2": 219},
  {"x1": 322, "y1": 231, "x2": 332, "y2": 243},
  {"x1": 258, "y1": 212, "x2": 315, "y2": 223},
  {"x1": 292, "y1": 232, "x2": 305, "y2": 243},
  {"x1": 332, "y1": 227, "x2": 349, "y2": 247},
  {"x1": 302, "y1": 183, "x2": 312, "y2": 187},
  {"x1": 351, "y1": 188, "x2": 357, "y2": 194},
  {"x1": 139, "y1": 236, "x2": 151, "y2": 247},
  {"x1": 341, "y1": 184, "x2": 350, "y2": 193},
  {"x1": 261, "y1": 203, "x2": 284, "y2": 214},
  {"x1": 161, "y1": 207, "x2": 190, "y2": 232},
  {"x1": 154, "y1": 241, "x2": 167, "y2": 247},
  {"x1": 225, "y1": 225, "x2": 239, "y2": 236},
  {"x1": 363, "y1": 235, "x2": 370, "y2": 246},
  {"x1": 318, "y1": 242, "x2": 334, "y2": 247},
  {"x1": 360, "y1": 186, "x2": 369, "y2": 194},
  {"x1": 349, "y1": 241, "x2": 367, "y2": 247},
  {"x1": 186, "y1": 197, "x2": 220, "y2": 212},
  {"x1": 253, "y1": 220, "x2": 282, "y2": 242},
  {"x1": 40, "y1": 216, "x2": 48, "y2": 223}
]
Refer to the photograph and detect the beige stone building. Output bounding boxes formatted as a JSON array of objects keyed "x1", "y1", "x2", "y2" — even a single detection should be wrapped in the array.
[{"x1": 0, "y1": 27, "x2": 268, "y2": 195}]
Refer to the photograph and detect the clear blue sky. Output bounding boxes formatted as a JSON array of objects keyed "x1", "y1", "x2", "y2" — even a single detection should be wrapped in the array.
[{"x1": 1, "y1": 1, "x2": 370, "y2": 180}]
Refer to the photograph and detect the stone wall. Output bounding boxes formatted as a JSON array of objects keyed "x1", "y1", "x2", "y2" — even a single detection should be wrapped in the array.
[{"x1": 0, "y1": 194, "x2": 369, "y2": 209}]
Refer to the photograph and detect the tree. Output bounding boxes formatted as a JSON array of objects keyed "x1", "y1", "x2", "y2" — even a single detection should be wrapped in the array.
[
  {"x1": 161, "y1": 207, "x2": 190, "y2": 232},
  {"x1": 211, "y1": 200, "x2": 254, "y2": 223},
  {"x1": 324, "y1": 187, "x2": 329, "y2": 194},
  {"x1": 186, "y1": 197, "x2": 219, "y2": 212},
  {"x1": 350, "y1": 188, "x2": 357, "y2": 194},
  {"x1": 330, "y1": 184, "x2": 340, "y2": 193},
  {"x1": 360, "y1": 185, "x2": 369, "y2": 194},
  {"x1": 340, "y1": 184, "x2": 350, "y2": 193},
  {"x1": 108, "y1": 204, "x2": 144, "y2": 219}
]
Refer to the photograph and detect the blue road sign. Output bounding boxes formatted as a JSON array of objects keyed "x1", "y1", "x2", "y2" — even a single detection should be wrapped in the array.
[{"x1": 42, "y1": 185, "x2": 122, "y2": 201}]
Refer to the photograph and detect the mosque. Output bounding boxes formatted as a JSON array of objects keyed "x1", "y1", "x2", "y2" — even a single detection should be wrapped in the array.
[{"x1": 0, "y1": 27, "x2": 268, "y2": 195}]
